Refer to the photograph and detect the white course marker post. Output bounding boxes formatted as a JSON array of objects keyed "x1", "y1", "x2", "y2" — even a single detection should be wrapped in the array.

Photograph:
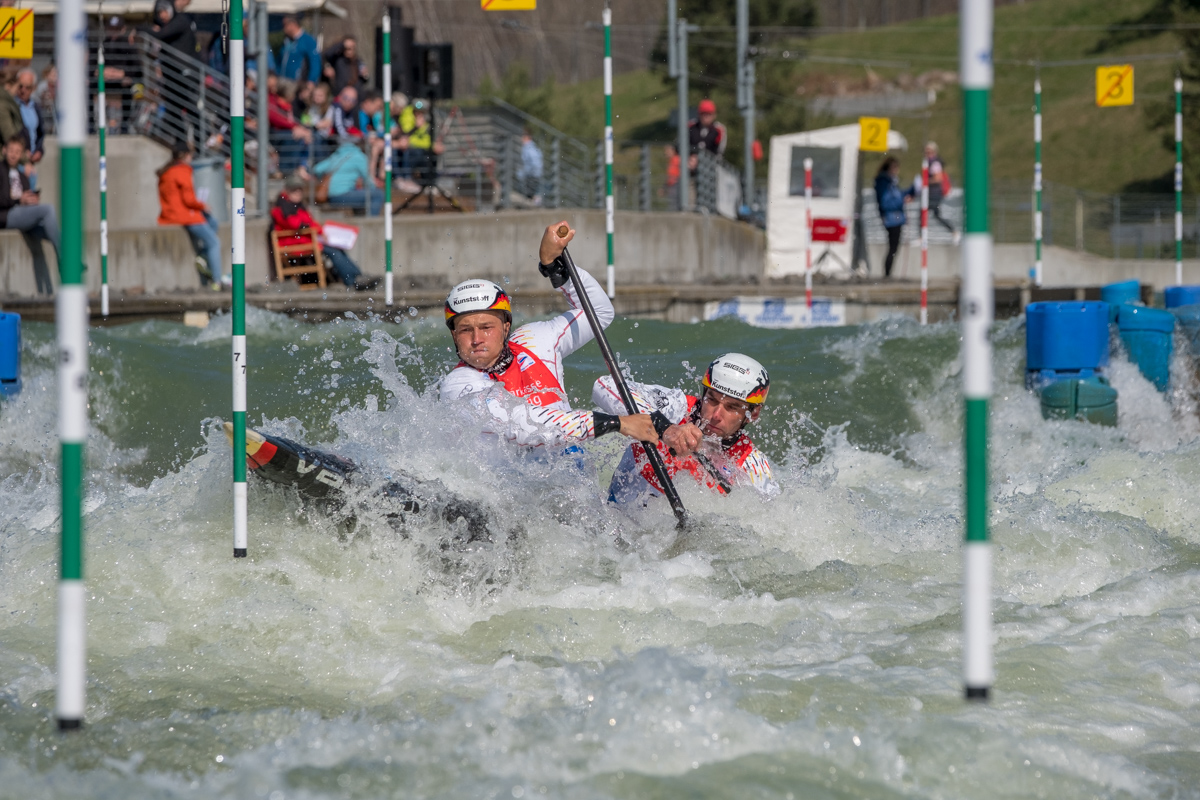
[
  {"x1": 961, "y1": 0, "x2": 994, "y2": 702},
  {"x1": 1033, "y1": 75, "x2": 1043, "y2": 287},
  {"x1": 230, "y1": 0, "x2": 248, "y2": 558},
  {"x1": 920, "y1": 157, "x2": 929, "y2": 325},
  {"x1": 383, "y1": 13, "x2": 394, "y2": 307},
  {"x1": 603, "y1": 0, "x2": 615, "y2": 298},
  {"x1": 98, "y1": 42, "x2": 109, "y2": 317},
  {"x1": 56, "y1": 0, "x2": 88, "y2": 731},
  {"x1": 804, "y1": 157, "x2": 813, "y2": 309},
  {"x1": 1176, "y1": 74, "x2": 1184, "y2": 286}
]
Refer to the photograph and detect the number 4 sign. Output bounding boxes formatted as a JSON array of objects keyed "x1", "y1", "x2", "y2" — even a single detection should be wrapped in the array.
[
  {"x1": 0, "y1": 9, "x2": 33, "y2": 59},
  {"x1": 1096, "y1": 65, "x2": 1134, "y2": 107},
  {"x1": 859, "y1": 117, "x2": 890, "y2": 153}
]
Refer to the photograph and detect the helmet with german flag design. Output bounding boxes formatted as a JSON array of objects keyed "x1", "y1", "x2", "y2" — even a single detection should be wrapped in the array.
[
  {"x1": 444, "y1": 279, "x2": 512, "y2": 330},
  {"x1": 701, "y1": 353, "x2": 769, "y2": 405}
]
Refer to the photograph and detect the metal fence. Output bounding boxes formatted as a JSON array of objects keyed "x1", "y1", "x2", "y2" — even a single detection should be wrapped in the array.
[{"x1": 862, "y1": 178, "x2": 1200, "y2": 261}]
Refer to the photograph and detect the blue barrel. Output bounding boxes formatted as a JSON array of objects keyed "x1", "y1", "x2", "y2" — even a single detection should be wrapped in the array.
[
  {"x1": 1101, "y1": 280, "x2": 1141, "y2": 306},
  {"x1": 1172, "y1": 305, "x2": 1200, "y2": 358},
  {"x1": 0, "y1": 311, "x2": 20, "y2": 398},
  {"x1": 1164, "y1": 286, "x2": 1200, "y2": 309},
  {"x1": 1025, "y1": 301, "x2": 1110, "y2": 387},
  {"x1": 1117, "y1": 305, "x2": 1174, "y2": 391},
  {"x1": 1040, "y1": 376, "x2": 1118, "y2": 426}
]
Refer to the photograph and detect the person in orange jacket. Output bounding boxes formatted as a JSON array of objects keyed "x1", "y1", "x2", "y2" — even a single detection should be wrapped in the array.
[{"x1": 157, "y1": 141, "x2": 226, "y2": 289}]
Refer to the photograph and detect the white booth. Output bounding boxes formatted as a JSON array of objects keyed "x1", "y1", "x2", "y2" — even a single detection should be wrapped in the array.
[{"x1": 766, "y1": 123, "x2": 907, "y2": 278}]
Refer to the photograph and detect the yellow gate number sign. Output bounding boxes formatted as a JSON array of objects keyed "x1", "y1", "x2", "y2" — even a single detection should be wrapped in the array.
[
  {"x1": 859, "y1": 117, "x2": 890, "y2": 152},
  {"x1": 1096, "y1": 65, "x2": 1134, "y2": 107},
  {"x1": 482, "y1": 0, "x2": 537, "y2": 9},
  {"x1": 0, "y1": 9, "x2": 33, "y2": 60}
]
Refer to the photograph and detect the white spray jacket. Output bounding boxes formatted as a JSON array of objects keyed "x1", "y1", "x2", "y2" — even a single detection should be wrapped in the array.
[{"x1": 439, "y1": 267, "x2": 613, "y2": 447}]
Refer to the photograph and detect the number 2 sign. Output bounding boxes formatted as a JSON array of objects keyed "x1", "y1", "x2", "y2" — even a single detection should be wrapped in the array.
[
  {"x1": 859, "y1": 117, "x2": 890, "y2": 152},
  {"x1": 1096, "y1": 65, "x2": 1134, "y2": 107}
]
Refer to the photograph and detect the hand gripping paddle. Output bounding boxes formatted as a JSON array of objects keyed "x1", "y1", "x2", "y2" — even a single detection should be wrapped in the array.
[{"x1": 555, "y1": 225, "x2": 688, "y2": 527}]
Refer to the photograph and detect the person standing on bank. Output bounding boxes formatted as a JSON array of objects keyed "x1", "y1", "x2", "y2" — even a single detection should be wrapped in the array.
[
  {"x1": 920, "y1": 141, "x2": 959, "y2": 243},
  {"x1": 0, "y1": 132, "x2": 60, "y2": 295},
  {"x1": 874, "y1": 156, "x2": 914, "y2": 279}
]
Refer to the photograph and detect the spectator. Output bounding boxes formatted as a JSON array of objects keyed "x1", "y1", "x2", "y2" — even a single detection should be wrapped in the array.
[
  {"x1": 330, "y1": 85, "x2": 361, "y2": 142},
  {"x1": 301, "y1": 82, "x2": 335, "y2": 159},
  {"x1": 874, "y1": 156, "x2": 914, "y2": 279},
  {"x1": 0, "y1": 73, "x2": 23, "y2": 145},
  {"x1": 357, "y1": 89, "x2": 386, "y2": 180},
  {"x1": 303, "y1": 137, "x2": 384, "y2": 215},
  {"x1": 12, "y1": 68, "x2": 42, "y2": 174},
  {"x1": 266, "y1": 73, "x2": 311, "y2": 175},
  {"x1": 919, "y1": 140, "x2": 959, "y2": 243},
  {"x1": 516, "y1": 128, "x2": 542, "y2": 203},
  {"x1": 322, "y1": 37, "x2": 368, "y2": 94},
  {"x1": 395, "y1": 99, "x2": 442, "y2": 181},
  {"x1": 98, "y1": 16, "x2": 142, "y2": 134},
  {"x1": 687, "y1": 98, "x2": 726, "y2": 174},
  {"x1": 272, "y1": 174, "x2": 376, "y2": 290},
  {"x1": 33, "y1": 64, "x2": 57, "y2": 135},
  {"x1": 0, "y1": 133, "x2": 59, "y2": 295},
  {"x1": 279, "y1": 15, "x2": 321, "y2": 84},
  {"x1": 152, "y1": 0, "x2": 199, "y2": 58},
  {"x1": 157, "y1": 141, "x2": 226, "y2": 290},
  {"x1": 662, "y1": 142, "x2": 680, "y2": 210}
]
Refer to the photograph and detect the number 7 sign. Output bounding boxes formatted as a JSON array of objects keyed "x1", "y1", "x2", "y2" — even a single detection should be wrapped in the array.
[
  {"x1": 1096, "y1": 65, "x2": 1134, "y2": 107},
  {"x1": 0, "y1": 9, "x2": 33, "y2": 60}
]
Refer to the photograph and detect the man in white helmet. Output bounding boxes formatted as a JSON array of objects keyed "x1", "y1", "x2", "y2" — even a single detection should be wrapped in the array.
[
  {"x1": 593, "y1": 353, "x2": 778, "y2": 502},
  {"x1": 440, "y1": 221, "x2": 658, "y2": 448}
]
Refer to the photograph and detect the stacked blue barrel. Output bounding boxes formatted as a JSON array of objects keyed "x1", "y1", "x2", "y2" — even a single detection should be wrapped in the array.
[
  {"x1": 1103, "y1": 280, "x2": 1176, "y2": 392},
  {"x1": 1025, "y1": 300, "x2": 1116, "y2": 424},
  {"x1": 0, "y1": 311, "x2": 20, "y2": 398},
  {"x1": 1166, "y1": 285, "x2": 1200, "y2": 364}
]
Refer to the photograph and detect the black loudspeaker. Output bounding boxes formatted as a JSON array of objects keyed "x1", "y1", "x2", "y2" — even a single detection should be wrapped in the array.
[
  {"x1": 413, "y1": 43, "x2": 453, "y2": 101},
  {"x1": 374, "y1": 7, "x2": 415, "y2": 97}
]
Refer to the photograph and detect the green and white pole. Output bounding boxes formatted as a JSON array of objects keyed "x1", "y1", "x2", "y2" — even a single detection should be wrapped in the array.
[
  {"x1": 56, "y1": 0, "x2": 88, "y2": 731},
  {"x1": 230, "y1": 0, "x2": 248, "y2": 558},
  {"x1": 1176, "y1": 74, "x2": 1183, "y2": 286},
  {"x1": 961, "y1": 0, "x2": 994, "y2": 703},
  {"x1": 98, "y1": 43, "x2": 109, "y2": 317},
  {"x1": 383, "y1": 13, "x2": 394, "y2": 306},
  {"x1": 1033, "y1": 75, "x2": 1042, "y2": 287},
  {"x1": 603, "y1": 0, "x2": 615, "y2": 298}
]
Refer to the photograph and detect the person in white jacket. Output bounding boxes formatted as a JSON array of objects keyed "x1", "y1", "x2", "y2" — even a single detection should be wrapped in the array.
[
  {"x1": 593, "y1": 352, "x2": 779, "y2": 503},
  {"x1": 439, "y1": 220, "x2": 657, "y2": 449}
]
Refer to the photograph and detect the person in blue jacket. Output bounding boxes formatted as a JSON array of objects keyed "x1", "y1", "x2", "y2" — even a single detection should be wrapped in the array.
[
  {"x1": 874, "y1": 156, "x2": 914, "y2": 278},
  {"x1": 279, "y1": 15, "x2": 322, "y2": 84}
]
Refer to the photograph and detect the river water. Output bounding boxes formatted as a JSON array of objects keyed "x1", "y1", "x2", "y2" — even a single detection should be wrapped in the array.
[{"x1": 2, "y1": 306, "x2": 1200, "y2": 799}]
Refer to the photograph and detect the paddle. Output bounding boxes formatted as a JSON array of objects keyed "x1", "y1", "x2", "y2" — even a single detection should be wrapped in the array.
[{"x1": 555, "y1": 225, "x2": 689, "y2": 527}]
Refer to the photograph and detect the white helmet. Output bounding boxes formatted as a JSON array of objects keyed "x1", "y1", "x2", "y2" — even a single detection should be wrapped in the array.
[
  {"x1": 701, "y1": 353, "x2": 770, "y2": 405},
  {"x1": 444, "y1": 279, "x2": 512, "y2": 330}
]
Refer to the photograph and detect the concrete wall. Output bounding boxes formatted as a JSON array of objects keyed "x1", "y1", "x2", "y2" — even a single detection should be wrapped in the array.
[
  {"x1": 0, "y1": 210, "x2": 764, "y2": 298},
  {"x1": 37, "y1": 135, "x2": 172, "y2": 233}
]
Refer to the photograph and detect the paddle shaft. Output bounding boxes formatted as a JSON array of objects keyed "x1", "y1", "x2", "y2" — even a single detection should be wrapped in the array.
[{"x1": 557, "y1": 244, "x2": 688, "y2": 525}]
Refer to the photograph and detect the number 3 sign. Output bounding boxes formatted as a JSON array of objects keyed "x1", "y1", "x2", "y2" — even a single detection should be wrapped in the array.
[
  {"x1": 1096, "y1": 65, "x2": 1134, "y2": 107},
  {"x1": 859, "y1": 117, "x2": 890, "y2": 153}
]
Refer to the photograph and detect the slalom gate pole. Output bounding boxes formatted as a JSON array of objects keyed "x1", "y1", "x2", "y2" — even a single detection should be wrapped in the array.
[
  {"x1": 920, "y1": 158, "x2": 929, "y2": 325},
  {"x1": 383, "y1": 13, "x2": 394, "y2": 306},
  {"x1": 1033, "y1": 74, "x2": 1042, "y2": 287},
  {"x1": 557, "y1": 227, "x2": 687, "y2": 527},
  {"x1": 98, "y1": 43, "x2": 109, "y2": 318},
  {"x1": 603, "y1": 0, "x2": 615, "y2": 298},
  {"x1": 230, "y1": 1, "x2": 248, "y2": 558},
  {"x1": 56, "y1": 0, "x2": 88, "y2": 732},
  {"x1": 961, "y1": 0, "x2": 994, "y2": 702},
  {"x1": 804, "y1": 157, "x2": 812, "y2": 309},
  {"x1": 1176, "y1": 74, "x2": 1183, "y2": 286}
]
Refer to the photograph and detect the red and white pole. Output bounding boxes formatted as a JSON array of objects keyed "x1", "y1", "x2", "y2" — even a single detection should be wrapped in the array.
[
  {"x1": 804, "y1": 157, "x2": 813, "y2": 309},
  {"x1": 920, "y1": 158, "x2": 929, "y2": 325}
]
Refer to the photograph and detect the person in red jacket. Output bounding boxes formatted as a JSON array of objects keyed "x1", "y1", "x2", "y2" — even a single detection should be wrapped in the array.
[
  {"x1": 271, "y1": 174, "x2": 376, "y2": 290},
  {"x1": 157, "y1": 141, "x2": 225, "y2": 289}
]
